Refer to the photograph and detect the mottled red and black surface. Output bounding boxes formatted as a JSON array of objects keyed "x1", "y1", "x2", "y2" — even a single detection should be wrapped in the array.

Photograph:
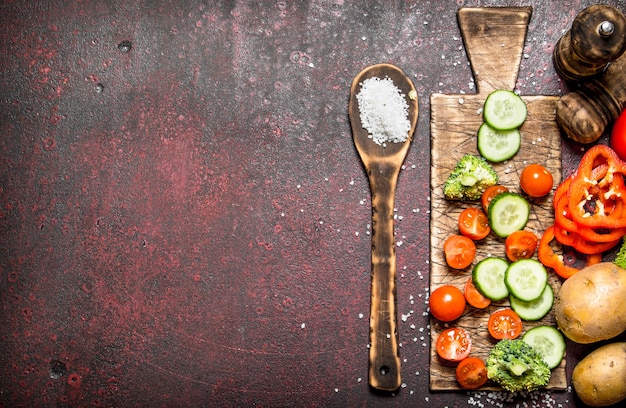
[{"x1": 1, "y1": 1, "x2": 625, "y2": 407}]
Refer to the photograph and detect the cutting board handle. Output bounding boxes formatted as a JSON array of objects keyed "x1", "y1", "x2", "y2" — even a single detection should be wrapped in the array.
[{"x1": 457, "y1": 7, "x2": 532, "y2": 94}]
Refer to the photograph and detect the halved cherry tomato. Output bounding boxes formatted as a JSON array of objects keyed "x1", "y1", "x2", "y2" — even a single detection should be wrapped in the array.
[
  {"x1": 458, "y1": 207, "x2": 490, "y2": 240},
  {"x1": 505, "y1": 230, "x2": 538, "y2": 262},
  {"x1": 443, "y1": 235, "x2": 476, "y2": 269},
  {"x1": 520, "y1": 164, "x2": 553, "y2": 197},
  {"x1": 463, "y1": 277, "x2": 491, "y2": 309},
  {"x1": 429, "y1": 285, "x2": 466, "y2": 322},
  {"x1": 436, "y1": 327, "x2": 472, "y2": 362},
  {"x1": 456, "y1": 356, "x2": 488, "y2": 389},
  {"x1": 610, "y1": 108, "x2": 626, "y2": 161},
  {"x1": 488, "y1": 309, "x2": 523, "y2": 340},
  {"x1": 481, "y1": 185, "x2": 509, "y2": 213}
]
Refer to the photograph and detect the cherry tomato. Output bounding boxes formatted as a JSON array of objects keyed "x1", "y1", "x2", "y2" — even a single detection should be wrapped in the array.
[
  {"x1": 436, "y1": 327, "x2": 472, "y2": 362},
  {"x1": 458, "y1": 207, "x2": 491, "y2": 240},
  {"x1": 463, "y1": 277, "x2": 491, "y2": 309},
  {"x1": 505, "y1": 230, "x2": 539, "y2": 262},
  {"x1": 481, "y1": 185, "x2": 509, "y2": 213},
  {"x1": 429, "y1": 285, "x2": 466, "y2": 322},
  {"x1": 610, "y1": 108, "x2": 626, "y2": 161},
  {"x1": 520, "y1": 164, "x2": 553, "y2": 198},
  {"x1": 443, "y1": 235, "x2": 477, "y2": 269},
  {"x1": 456, "y1": 356, "x2": 488, "y2": 389},
  {"x1": 488, "y1": 309, "x2": 523, "y2": 340}
]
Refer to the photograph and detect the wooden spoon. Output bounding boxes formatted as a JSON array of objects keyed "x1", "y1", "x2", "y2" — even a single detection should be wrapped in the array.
[{"x1": 348, "y1": 63, "x2": 418, "y2": 392}]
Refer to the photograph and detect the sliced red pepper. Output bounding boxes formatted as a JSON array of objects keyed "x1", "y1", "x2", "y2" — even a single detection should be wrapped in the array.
[
  {"x1": 552, "y1": 223, "x2": 621, "y2": 254},
  {"x1": 554, "y1": 186, "x2": 626, "y2": 243},
  {"x1": 567, "y1": 145, "x2": 626, "y2": 229},
  {"x1": 538, "y1": 225, "x2": 604, "y2": 279}
]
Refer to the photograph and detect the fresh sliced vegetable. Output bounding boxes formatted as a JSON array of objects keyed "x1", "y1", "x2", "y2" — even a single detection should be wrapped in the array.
[
  {"x1": 488, "y1": 192, "x2": 530, "y2": 238},
  {"x1": 458, "y1": 207, "x2": 490, "y2": 240},
  {"x1": 510, "y1": 283, "x2": 554, "y2": 321},
  {"x1": 567, "y1": 144, "x2": 626, "y2": 229},
  {"x1": 504, "y1": 259, "x2": 548, "y2": 302},
  {"x1": 429, "y1": 285, "x2": 466, "y2": 322},
  {"x1": 488, "y1": 308, "x2": 523, "y2": 340},
  {"x1": 538, "y1": 225, "x2": 602, "y2": 279},
  {"x1": 436, "y1": 327, "x2": 472, "y2": 362},
  {"x1": 444, "y1": 234, "x2": 476, "y2": 269},
  {"x1": 610, "y1": 108, "x2": 626, "y2": 161},
  {"x1": 477, "y1": 123, "x2": 521, "y2": 162},
  {"x1": 464, "y1": 277, "x2": 491, "y2": 309},
  {"x1": 456, "y1": 356, "x2": 488, "y2": 389},
  {"x1": 483, "y1": 90, "x2": 527, "y2": 131},
  {"x1": 481, "y1": 185, "x2": 509, "y2": 213},
  {"x1": 522, "y1": 326, "x2": 565, "y2": 369},
  {"x1": 520, "y1": 164, "x2": 553, "y2": 198},
  {"x1": 472, "y1": 257, "x2": 509, "y2": 301},
  {"x1": 505, "y1": 230, "x2": 538, "y2": 262}
]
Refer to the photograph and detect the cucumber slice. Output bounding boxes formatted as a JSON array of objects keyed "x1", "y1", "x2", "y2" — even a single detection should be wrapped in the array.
[
  {"x1": 488, "y1": 193, "x2": 530, "y2": 238},
  {"x1": 477, "y1": 123, "x2": 521, "y2": 162},
  {"x1": 522, "y1": 326, "x2": 566, "y2": 369},
  {"x1": 510, "y1": 283, "x2": 554, "y2": 321},
  {"x1": 505, "y1": 259, "x2": 548, "y2": 302},
  {"x1": 472, "y1": 257, "x2": 509, "y2": 301},
  {"x1": 483, "y1": 90, "x2": 527, "y2": 131}
]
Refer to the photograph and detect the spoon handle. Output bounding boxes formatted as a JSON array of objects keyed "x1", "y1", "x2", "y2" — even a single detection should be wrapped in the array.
[{"x1": 367, "y1": 161, "x2": 402, "y2": 392}]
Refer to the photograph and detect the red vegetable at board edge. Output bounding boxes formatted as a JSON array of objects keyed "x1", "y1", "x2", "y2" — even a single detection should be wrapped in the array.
[
  {"x1": 436, "y1": 327, "x2": 472, "y2": 362},
  {"x1": 538, "y1": 225, "x2": 602, "y2": 279},
  {"x1": 610, "y1": 108, "x2": 626, "y2": 161},
  {"x1": 567, "y1": 144, "x2": 626, "y2": 229},
  {"x1": 456, "y1": 356, "x2": 488, "y2": 389}
]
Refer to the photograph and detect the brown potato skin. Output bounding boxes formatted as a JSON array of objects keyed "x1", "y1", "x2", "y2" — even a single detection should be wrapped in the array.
[
  {"x1": 554, "y1": 263, "x2": 626, "y2": 344},
  {"x1": 572, "y1": 342, "x2": 626, "y2": 407}
]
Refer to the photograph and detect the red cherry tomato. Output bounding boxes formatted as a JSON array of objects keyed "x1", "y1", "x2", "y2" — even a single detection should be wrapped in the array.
[
  {"x1": 456, "y1": 356, "x2": 488, "y2": 389},
  {"x1": 481, "y1": 185, "x2": 509, "y2": 213},
  {"x1": 463, "y1": 277, "x2": 491, "y2": 309},
  {"x1": 505, "y1": 230, "x2": 539, "y2": 262},
  {"x1": 520, "y1": 164, "x2": 553, "y2": 197},
  {"x1": 443, "y1": 235, "x2": 477, "y2": 269},
  {"x1": 488, "y1": 309, "x2": 523, "y2": 340},
  {"x1": 458, "y1": 207, "x2": 491, "y2": 240},
  {"x1": 429, "y1": 285, "x2": 466, "y2": 322},
  {"x1": 610, "y1": 108, "x2": 626, "y2": 161},
  {"x1": 436, "y1": 327, "x2": 472, "y2": 362}
]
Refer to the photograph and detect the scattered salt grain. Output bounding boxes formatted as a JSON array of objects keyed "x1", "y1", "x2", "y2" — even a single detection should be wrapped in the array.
[{"x1": 356, "y1": 76, "x2": 411, "y2": 146}]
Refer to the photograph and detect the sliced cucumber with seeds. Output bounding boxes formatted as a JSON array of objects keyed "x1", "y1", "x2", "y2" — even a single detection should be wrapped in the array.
[
  {"x1": 505, "y1": 258, "x2": 548, "y2": 302},
  {"x1": 522, "y1": 326, "x2": 566, "y2": 369},
  {"x1": 477, "y1": 123, "x2": 521, "y2": 162},
  {"x1": 472, "y1": 257, "x2": 509, "y2": 301},
  {"x1": 488, "y1": 192, "x2": 530, "y2": 238},
  {"x1": 510, "y1": 283, "x2": 554, "y2": 321},
  {"x1": 483, "y1": 90, "x2": 527, "y2": 131}
]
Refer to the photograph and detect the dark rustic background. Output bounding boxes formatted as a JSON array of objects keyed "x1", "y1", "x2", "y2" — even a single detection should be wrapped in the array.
[{"x1": 1, "y1": 1, "x2": 625, "y2": 407}]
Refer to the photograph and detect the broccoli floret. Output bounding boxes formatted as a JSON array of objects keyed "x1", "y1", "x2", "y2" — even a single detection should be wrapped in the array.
[
  {"x1": 486, "y1": 339, "x2": 551, "y2": 392},
  {"x1": 443, "y1": 154, "x2": 498, "y2": 201},
  {"x1": 615, "y1": 238, "x2": 626, "y2": 269}
]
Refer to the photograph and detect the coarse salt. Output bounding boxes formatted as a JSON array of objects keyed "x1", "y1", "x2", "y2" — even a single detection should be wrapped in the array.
[{"x1": 356, "y1": 76, "x2": 410, "y2": 146}]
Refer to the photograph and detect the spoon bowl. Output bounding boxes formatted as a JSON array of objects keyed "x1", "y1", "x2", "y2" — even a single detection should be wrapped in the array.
[{"x1": 348, "y1": 63, "x2": 418, "y2": 393}]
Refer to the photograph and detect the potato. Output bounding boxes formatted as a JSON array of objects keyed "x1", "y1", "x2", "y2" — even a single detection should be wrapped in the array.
[
  {"x1": 555, "y1": 262, "x2": 626, "y2": 344},
  {"x1": 572, "y1": 342, "x2": 626, "y2": 407}
]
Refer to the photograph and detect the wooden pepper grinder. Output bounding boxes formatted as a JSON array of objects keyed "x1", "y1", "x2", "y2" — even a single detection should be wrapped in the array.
[{"x1": 553, "y1": 4, "x2": 626, "y2": 144}]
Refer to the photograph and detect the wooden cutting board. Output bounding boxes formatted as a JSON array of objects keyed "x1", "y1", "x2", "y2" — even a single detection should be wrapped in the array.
[{"x1": 429, "y1": 7, "x2": 566, "y2": 391}]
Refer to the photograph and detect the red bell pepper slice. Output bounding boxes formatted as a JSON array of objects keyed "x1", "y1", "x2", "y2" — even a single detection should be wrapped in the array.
[
  {"x1": 567, "y1": 145, "x2": 626, "y2": 229},
  {"x1": 538, "y1": 225, "x2": 602, "y2": 279}
]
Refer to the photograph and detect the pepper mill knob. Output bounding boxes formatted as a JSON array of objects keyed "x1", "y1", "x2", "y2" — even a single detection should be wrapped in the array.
[{"x1": 553, "y1": 4, "x2": 626, "y2": 81}]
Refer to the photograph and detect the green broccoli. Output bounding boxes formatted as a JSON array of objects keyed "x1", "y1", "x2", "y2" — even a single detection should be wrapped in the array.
[
  {"x1": 615, "y1": 238, "x2": 626, "y2": 269},
  {"x1": 443, "y1": 154, "x2": 498, "y2": 201},
  {"x1": 486, "y1": 339, "x2": 551, "y2": 392}
]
